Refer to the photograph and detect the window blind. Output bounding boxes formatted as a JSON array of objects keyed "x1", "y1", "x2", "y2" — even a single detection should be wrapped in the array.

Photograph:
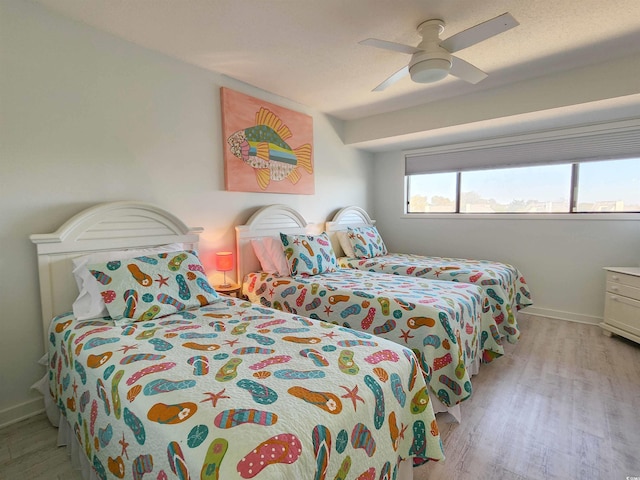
[{"x1": 405, "y1": 119, "x2": 640, "y2": 175}]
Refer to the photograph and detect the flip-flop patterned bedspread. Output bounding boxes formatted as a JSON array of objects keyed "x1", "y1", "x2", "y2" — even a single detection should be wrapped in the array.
[
  {"x1": 338, "y1": 254, "x2": 533, "y2": 345},
  {"x1": 48, "y1": 298, "x2": 444, "y2": 480},
  {"x1": 243, "y1": 269, "x2": 502, "y2": 407}
]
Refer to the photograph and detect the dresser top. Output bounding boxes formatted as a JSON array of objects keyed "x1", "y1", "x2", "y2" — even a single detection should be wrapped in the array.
[{"x1": 603, "y1": 266, "x2": 640, "y2": 277}]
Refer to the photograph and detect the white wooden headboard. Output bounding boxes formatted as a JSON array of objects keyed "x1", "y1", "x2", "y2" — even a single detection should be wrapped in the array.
[
  {"x1": 325, "y1": 206, "x2": 375, "y2": 256},
  {"x1": 30, "y1": 201, "x2": 202, "y2": 350},
  {"x1": 235, "y1": 204, "x2": 314, "y2": 284}
]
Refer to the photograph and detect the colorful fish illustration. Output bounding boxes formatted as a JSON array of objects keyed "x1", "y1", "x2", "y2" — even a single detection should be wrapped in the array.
[{"x1": 227, "y1": 107, "x2": 312, "y2": 189}]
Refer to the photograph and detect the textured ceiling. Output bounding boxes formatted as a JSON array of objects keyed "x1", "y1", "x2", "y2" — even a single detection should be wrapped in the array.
[{"x1": 30, "y1": 0, "x2": 640, "y2": 121}]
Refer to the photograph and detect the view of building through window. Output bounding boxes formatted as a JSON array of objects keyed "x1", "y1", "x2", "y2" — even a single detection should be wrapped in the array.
[{"x1": 407, "y1": 158, "x2": 640, "y2": 213}]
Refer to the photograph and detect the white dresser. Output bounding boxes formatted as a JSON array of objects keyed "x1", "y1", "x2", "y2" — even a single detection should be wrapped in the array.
[{"x1": 601, "y1": 267, "x2": 640, "y2": 344}]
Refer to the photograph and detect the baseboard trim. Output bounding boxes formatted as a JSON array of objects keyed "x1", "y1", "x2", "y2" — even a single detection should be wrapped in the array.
[
  {"x1": 523, "y1": 306, "x2": 601, "y2": 325},
  {"x1": 0, "y1": 397, "x2": 44, "y2": 429}
]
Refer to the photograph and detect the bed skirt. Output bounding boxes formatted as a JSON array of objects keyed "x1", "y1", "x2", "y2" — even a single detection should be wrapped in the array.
[
  {"x1": 56, "y1": 418, "x2": 101, "y2": 480},
  {"x1": 31, "y1": 355, "x2": 97, "y2": 480}
]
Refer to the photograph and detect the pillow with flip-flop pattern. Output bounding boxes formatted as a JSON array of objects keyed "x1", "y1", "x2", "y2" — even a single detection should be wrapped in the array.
[
  {"x1": 347, "y1": 225, "x2": 388, "y2": 258},
  {"x1": 71, "y1": 243, "x2": 186, "y2": 321},
  {"x1": 279, "y1": 232, "x2": 337, "y2": 276},
  {"x1": 87, "y1": 251, "x2": 221, "y2": 322}
]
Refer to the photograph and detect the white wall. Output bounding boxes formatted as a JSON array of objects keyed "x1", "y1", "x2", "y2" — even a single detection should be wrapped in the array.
[
  {"x1": 0, "y1": 0, "x2": 373, "y2": 425},
  {"x1": 371, "y1": 151, "x2": 640, "y2": 323}
]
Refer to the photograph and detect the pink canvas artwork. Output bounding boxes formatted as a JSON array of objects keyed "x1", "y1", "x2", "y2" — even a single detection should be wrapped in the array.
[{"x1": 220, "y1": 87, "x2": 314, "y2": 194}]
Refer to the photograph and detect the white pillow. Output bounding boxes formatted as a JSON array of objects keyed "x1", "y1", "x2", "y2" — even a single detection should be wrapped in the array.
[
  {"x1": 337, "y1": 231, "x2": 356, "y2": 258},
  {"x1": 264, "y1": 236, "x2": 290, "y2": 276},
  {"x1": 251, "y1": 238, "x2": 278, "y2": 274},
  {"x1": 71, "y1": 243, "x2": 186, "y2": 320}
]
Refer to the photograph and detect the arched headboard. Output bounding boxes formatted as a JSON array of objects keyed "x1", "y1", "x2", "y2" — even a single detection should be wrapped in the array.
[
  {"x1": 325, "y1": 206, "x2": 375, "y2": 256},
  {"x1": 327, "y1": 206, "x2": 375, "y2": 229},
  {"x1": 30, "y1": 201, "x2": 203, "y2": 349},
  {"x1": 235, "y1": 204, "x2": 311, "y2": 283}
]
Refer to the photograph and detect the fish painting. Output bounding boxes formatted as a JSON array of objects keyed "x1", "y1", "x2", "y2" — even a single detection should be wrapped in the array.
[{"x1": 227, "y1": 107, "x2": 313, "y2": 190}]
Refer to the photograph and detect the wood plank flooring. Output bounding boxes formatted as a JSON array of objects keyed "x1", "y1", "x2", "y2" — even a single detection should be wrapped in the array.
[
  {"x1": 0, "y1": 413, "x2": 82, "y2": 480},
  {"x1": 416, "y1": 313, "x2": 640, "y2": 480},
  {"x1": 1, "y1": 313, "x2": 638, "y2": 480}
]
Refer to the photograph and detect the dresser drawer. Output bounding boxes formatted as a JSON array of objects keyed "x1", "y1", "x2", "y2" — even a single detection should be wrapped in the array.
[
  {"x1": 606, "y1": 281, "x2": 640, "y2": 301},
  {"x1": 606, "y1": 271, "x2": 640, "y2": 289},
  {"x1": 604, "y1": 293, "x2": 640, "y2": 337}
]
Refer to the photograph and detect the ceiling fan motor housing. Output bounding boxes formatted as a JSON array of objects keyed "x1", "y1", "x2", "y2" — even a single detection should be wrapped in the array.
[{"x1": 409, "y1": 20, "x2": 451, "y2": 83}]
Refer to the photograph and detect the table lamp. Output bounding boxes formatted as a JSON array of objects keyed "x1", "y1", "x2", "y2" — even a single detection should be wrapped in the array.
[{"x1": 215, "y1": 251, "x2": 233, "y2": 287}]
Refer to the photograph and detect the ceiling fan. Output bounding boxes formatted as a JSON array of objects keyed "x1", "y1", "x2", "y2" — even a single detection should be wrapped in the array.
[{"x1": 360, "y1": 12, "x2": 519, "y2": 91}]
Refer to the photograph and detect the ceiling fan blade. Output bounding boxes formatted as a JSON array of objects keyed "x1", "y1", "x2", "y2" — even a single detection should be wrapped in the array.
[
  {"x1": 372, "y1": 65, "x2": 410, "y2": 91},
  {"x1": 440, "y1": 12, "x2": 518, "y2": 53},
  {"x1": 449, "y1": 56, "x2": 488, "y2": 84},
  {"x1": 359, "y1": 38, "x2": 421, "y2": 55}
]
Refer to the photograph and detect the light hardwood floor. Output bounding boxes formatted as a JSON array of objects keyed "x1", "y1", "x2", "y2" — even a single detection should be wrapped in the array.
[
  {"x1": 0, "y1": 412, "x2": 82, "y2": 480},
  {"x1": 1, "y1": 313, "x2": 639, "y2": 480},
  {"x1": 416, "y1": 313, "x2": 640, "y2": 480}
]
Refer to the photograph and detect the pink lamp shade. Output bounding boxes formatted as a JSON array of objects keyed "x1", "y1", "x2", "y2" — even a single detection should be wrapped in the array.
[
  {"x1": 215, "y1": 251, "x2": 233, "y2": 287},
  {"x1": 215, "y1": 251, "x2": 234, "y2": 272}
]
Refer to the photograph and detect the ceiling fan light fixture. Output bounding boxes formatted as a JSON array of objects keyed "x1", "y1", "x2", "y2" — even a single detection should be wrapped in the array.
[
  {"x1": 409, "y1": 58, "x2": 452, "y2": 83},
  {"x1": 362, "y1": 13, "x2": 518, "y2": 91}
]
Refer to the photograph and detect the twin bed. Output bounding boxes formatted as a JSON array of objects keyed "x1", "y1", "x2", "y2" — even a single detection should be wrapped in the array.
[
  {"x1": 32, "y1": 201, "x2": 532, "y2": 480},
  {"x1": 32, "y1": 202, "x2": 443, "y2": 480},
  {"x1": 325, "y1": 206, "x2": 533, "y2": 345}
]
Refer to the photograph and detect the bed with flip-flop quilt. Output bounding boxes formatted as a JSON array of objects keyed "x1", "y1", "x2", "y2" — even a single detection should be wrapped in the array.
[
  {"x1": 243, "y1": 267, "x2": 503, "y2": 408},
  {"x1": 326, "y1": 206, "x2": 533, "y2": 345},
  {"x1": 33, "y1": 202, "x2": 444, "y2": 480}
]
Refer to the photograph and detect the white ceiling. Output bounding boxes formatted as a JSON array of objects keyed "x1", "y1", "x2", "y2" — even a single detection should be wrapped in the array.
[{"x1": 31, "y1": 0, "x2": 640, "y2": 122}]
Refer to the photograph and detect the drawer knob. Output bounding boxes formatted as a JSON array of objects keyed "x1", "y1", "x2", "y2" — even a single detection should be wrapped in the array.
[
  {"x1": 610, "y1": 285, "x2": 619, "y2": 291},
  {"x1": 611, "y1": 275, "x2": 619, "y2": 281},
  {"x1": 610, "y1": 295, "x2": 618, "y2": 302}
]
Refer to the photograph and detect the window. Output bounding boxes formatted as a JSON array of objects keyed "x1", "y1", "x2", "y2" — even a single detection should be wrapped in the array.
[
  {"x1": 575, "y1": 158, "x2": 640, "y2": 212},
  {"x1": 407, "y1": 172, "x2": 457, "y2": 213},
  {"x1": 407, "y1": 158, "x2": 640, "y2": 214},
  {"x1": 460, "y1": 164, "x2": 571, "y2": 213},
  {"x1": 404, "y1": 118, "x2": 640, "y2": 215}
]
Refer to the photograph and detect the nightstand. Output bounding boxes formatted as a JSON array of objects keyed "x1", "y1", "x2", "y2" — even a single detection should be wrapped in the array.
[
  {"x1": 601, "y1": 267, "x2": 640, "y2": 344},
  {"x1": 215, "y1": 283, "x2": 242, "y2": 298}
]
